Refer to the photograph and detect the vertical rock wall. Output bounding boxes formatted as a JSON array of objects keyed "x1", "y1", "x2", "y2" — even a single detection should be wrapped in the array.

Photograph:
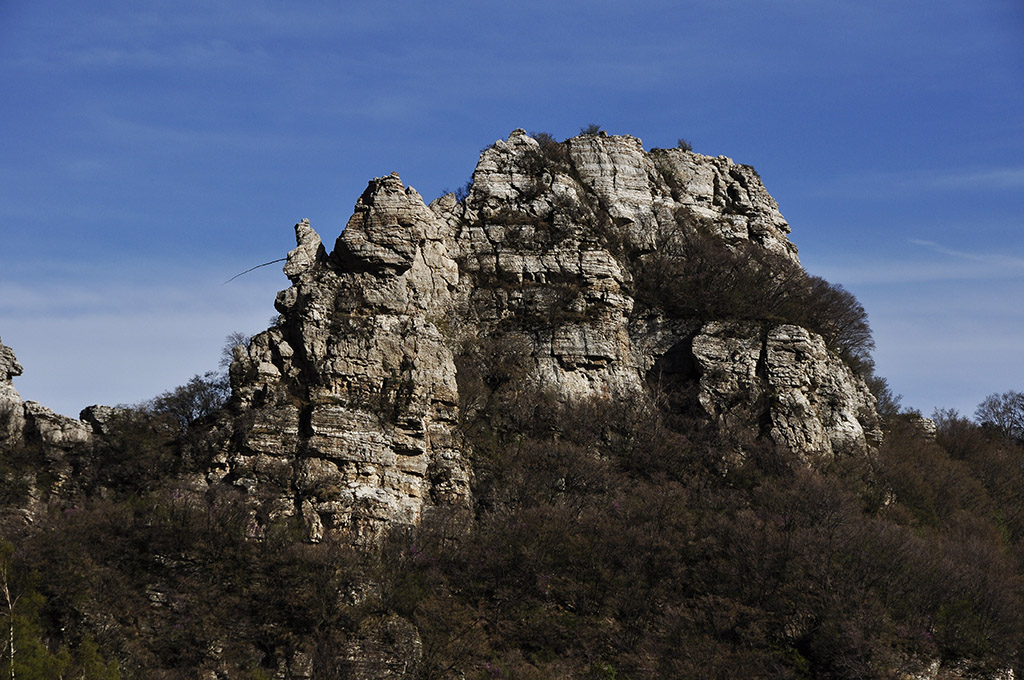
[
  {"x1": 229, "y1": 177, "x2": 470, "y2": 542},
  {"x1": 221, "y1": 130, "x2": 880, "y2": 540},
  {"x1": 0, "y1": 337, "x2": 25, "y2": 443}
]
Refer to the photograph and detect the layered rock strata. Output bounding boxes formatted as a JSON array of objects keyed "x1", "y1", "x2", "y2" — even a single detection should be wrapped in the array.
[
  {"x1": 221, "y1": 129, "x2": 880, "y2": 539},
  {"x1": 228, "y1": 182, "x2": 471, "y2": 542},
  {"x1": 691, "y1": 322, "x2": 881, "y2": 462}
]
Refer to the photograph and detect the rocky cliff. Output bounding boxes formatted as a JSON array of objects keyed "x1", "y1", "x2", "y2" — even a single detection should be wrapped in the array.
[
  {"x1": 219, "y1": 129, "x2": 881, "y2": 541},
  {"x1": 0, "y1": 133, "x2": 880, "y2": 542},
  {"x1": 0, "y1": 131, "x2": 881, "y2": 540},
  {"x1": 0, "y1": 338, "x2": 24, "y2": 442}
]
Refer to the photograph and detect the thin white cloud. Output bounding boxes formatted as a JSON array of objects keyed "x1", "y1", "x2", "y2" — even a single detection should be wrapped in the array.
[
  {"x1": 67, "y1": 40, "x2": 270, "y2": 71},
  {"x1": 909, "y1": 239, "x2": 1024, "y2": 268},
  {"x1": 870, "y1": 299, "x2": 1024, "y2": 416},
  {"x1": 3, "y1": 37, "x2": 270, "y2": 75},
  {"x1": 5, "y1": 307, "x2": 270, "y2": 417},
  {"x1": 803, "y1": 237, "x2": 1024, "y2": 286},
  {"x1": 1, "y1": 1, "x2": 373, "y2": 72},
  {"x1": 0, "y1": 264, "x2": 283, "y2": 318},
  {"x1": 800, "y1": 166, "x2": 1024, "y2": 199},
  {"x1": 811, "y1": 260, "x2": 1023, "y2": 286},
  {"x1": 926, "y1": 168, "x2": 1024, "y2": 190},
  {"x1": 86, "y1": 110, "x2": 334, "y2": 154}
]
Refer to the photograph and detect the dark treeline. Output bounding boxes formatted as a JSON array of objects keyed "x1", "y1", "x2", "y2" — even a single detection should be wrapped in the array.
[{"x1": 3, "y1": 359, "x2": 1023, "y2": 679}]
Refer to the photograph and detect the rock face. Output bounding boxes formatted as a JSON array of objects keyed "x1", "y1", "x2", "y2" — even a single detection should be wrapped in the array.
[
  {"x1": 0, "y1": 337, "x2": 90, "y2": 451},
  {"x1": 0, "y1": 337, "x2": 25, "y2": 442},
  {"x1": 0, "y1": 338, "x2": 95, "y2": 514},
  {"x1": 0, "y1": 130, "x2": 881, "y2": 542},
  {"x1": 218, "y1": 129, "x2": 881, "y2": 541},
  {"x1": 691, "y1": 322, "x2": 882, "y2": 462},
  {"x1": 228, "y1": 182, "x2": 471, "y2": 543},
  {"x1": 0, "y1": 130, "x2": 889, "y2": 679}
]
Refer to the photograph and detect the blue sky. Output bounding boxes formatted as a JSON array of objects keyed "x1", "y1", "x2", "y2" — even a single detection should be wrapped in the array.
[{"x1": 1, "y1": 0, "x2": 1022, "y2": 418}]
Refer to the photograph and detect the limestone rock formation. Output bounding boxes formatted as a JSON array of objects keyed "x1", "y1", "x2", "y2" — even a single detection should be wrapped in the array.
[
  {"x1": 228, "y1": 189, "x2": 471, "y2": 542},
  {"x1": 0, "y1": 337, "x2": 91, "y2": 451},
  {"x1": 691, "y1": 322, "x2": 881, "y2": 462},
  {"x1": 0, "y1": 338, "x2": 97, "y2": 517},
  {"x1": 0, "y1": 130, "x2": 905, "y2": 679},
  {"x1": 0, "y1": 337, "x2": 22, "y2": 385},
  {"x1": 447, "y1": 129, "x2": 873, "y2": 452},
  {"x1": 217, "y1": 129, "x2": 881, "y2": 542},
  {"x1": 1, "y1": 130, "x2": 882, "y2": 544}
]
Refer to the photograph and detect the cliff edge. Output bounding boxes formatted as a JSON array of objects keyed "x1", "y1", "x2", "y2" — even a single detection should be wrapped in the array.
[{"x1": 223, "y1": 129, "x2": 881, "y2": 541}]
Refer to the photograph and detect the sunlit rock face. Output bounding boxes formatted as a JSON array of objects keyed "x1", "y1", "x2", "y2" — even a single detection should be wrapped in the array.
[
  {"x1": 223, "y1": 130, "x2": 880, "y2": 541},
  {"x1": 0, "y1": 337, "x2": 25, "y2": 443},
  {"x1": 691, "y1": 322, "x2": 882, "y2": 463},
  {"x1": 229, "y1": 180, "x2": 470, "y2": 543}
]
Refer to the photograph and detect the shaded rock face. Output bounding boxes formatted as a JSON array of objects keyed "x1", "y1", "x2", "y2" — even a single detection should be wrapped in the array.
[
  {"x1": 0, "y1": 338, "x2": 94, "y2": 513},
  {"x1": 328, "y1": 615, "x2": 422, "y2": 679},
  {"x1": 223, "y1": 129, "x2": 881, "y2": 540}
]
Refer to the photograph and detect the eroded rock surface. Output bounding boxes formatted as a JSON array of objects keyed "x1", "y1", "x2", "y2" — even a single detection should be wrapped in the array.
[
  {"x1": 0, "y1": 337, "x2": 25, "y2": 442},
  {"x1": 217, "y1": 130, "x2": 880, "y2": 541},
  {"x1": 229, "y1": 187, "x2": 471, "y2": 542},
  {"x1": 1, "y1": 338, "x2": 91, "y2": 450},
  {"x1": 0, "y1": 338, "x2": 97, "y2": 516},
  {"x1": 691, "y1": 322, "x2": 882, "y2": 462},
  {"x1": 2, "y1": 130, "x2": 882, "y2": 543}
]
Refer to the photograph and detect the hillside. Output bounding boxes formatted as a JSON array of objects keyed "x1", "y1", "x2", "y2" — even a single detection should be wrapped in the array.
[{"x1": 1, "y1": 130, "x2": 1022, "y2": 679}]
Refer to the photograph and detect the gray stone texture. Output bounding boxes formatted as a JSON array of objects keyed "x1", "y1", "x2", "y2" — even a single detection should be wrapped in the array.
[
  {"x1": 222, "y1": 130, "x2": 880, "y2": 540},
  {"x1": 1, "y1": 130, "x2": 881, "y2": 544}
]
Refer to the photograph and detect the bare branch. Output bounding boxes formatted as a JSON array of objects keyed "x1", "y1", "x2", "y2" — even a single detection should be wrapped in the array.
[{"x1": 223, "y1": 258, "x2": 287, "y2": 284}]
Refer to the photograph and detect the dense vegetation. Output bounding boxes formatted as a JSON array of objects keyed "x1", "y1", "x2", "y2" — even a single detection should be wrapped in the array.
[
  {"x1": 2, "y1": 361, "x2": 1023, "y2": 678},
  {"x1": 631, "y1": 222, "x2": 875, "y2": 374}
]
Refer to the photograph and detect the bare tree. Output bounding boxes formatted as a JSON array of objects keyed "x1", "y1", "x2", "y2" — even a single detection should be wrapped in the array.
[
  {"x1": 975, "y1": 390, "x2": 1024, "y2": 440},
  {"x1": 0, "y1": 546, "x2": 18, "y2": 680},
  {"x1": 219, "y1": 331, "x2": 251, "y2": 369},
  {"x1": 147, "y1": 371, "x2": 230, "y2": 433}
]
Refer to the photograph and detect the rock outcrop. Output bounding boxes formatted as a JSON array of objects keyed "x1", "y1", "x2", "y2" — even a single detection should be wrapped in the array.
[
  {"x1": 1, "y1": 338, "x2": 91, "y2": 451},
  {"x1": 0, "y1": 338, "x2": 96, "y2": 518},
  {"x1": 691, "y1": 322, "x2": 882, "y2": 462},
  {"x1": 216, "y1": 129, "x2": 880, "y2": 541},
  {"x1": 0, "y1": 337, "x2": 25, "y2": 443},
  {"x1": 0, "y1": 130, "x2": 903, "y2": 680},
  {"x1": 228, "y1": 184, "x2": 471, "y2": 543},
  {"x1": 0, "y1": 130, "x2": 882, "y2": 543}
]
